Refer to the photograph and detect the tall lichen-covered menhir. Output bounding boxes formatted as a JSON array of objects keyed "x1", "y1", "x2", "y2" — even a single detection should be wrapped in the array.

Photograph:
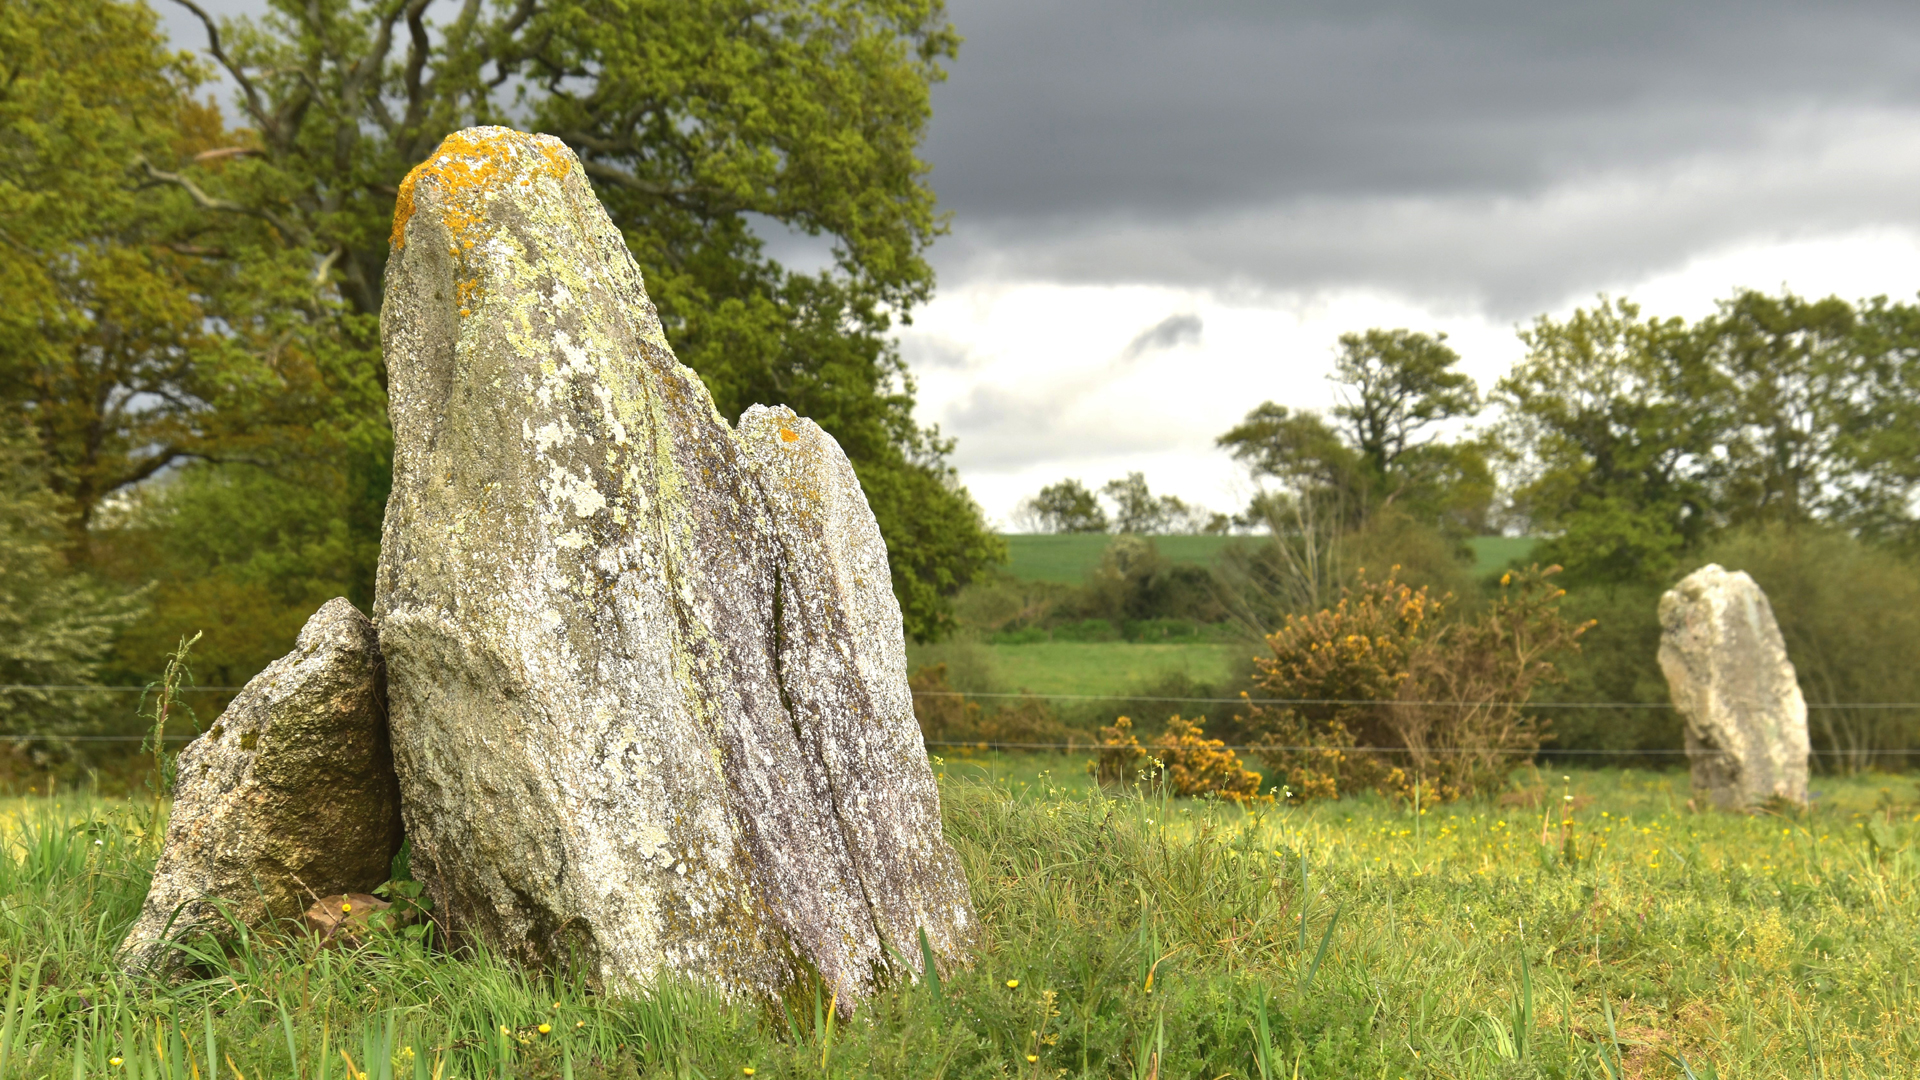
[{"x1": 375, "y1": 127, "x2": 974, "y2": 1005}]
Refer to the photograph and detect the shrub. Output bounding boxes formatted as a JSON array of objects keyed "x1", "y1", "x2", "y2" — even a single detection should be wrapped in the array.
[
  {"x1": 1241, "y1": 565, "x2": 1588, "y2": 802},
  {"x1": 1093, "y1": 714, "x2": 1269, "y2": 803},
  {"x1": 1092, "y1": 715, "x2": 1150, "y2": 785}
]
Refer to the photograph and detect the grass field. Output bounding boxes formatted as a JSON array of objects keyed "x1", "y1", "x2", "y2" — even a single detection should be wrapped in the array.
[
  {"x1": 4, "y1": 764, "x2": 1917, "y2": 1078},
  {"x1": 1002, "y1": 534, "x2": 1241, "y2": 584},
  {"x1": 984, "y1": 641, "x2": 1249, "y2": 697},
  {"x1": 1467, "y1": 536, "x2": 1543, "y2": 577},
  {"x1": 1002, "y1": 534, "x2": 1540, "y2": 586}
]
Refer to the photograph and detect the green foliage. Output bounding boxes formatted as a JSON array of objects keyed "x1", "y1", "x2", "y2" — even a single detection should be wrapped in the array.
[
  {"x1": 998, "y1": 533, "x2": 1239, "y2": 585},
  {"x1": 1221, "y1": 329, "x2": 1491, "y2": 536},
  {"x1": 1215, "y1": 330, "x2": 1489, "y2": 628},
  {"x1": 8, "y1": 767, "x2": 1920, "y2": 1076},
  {"x1": 1496, "y1": 290, "x2": 1920, "y2": 587},
  {"x1": 1330, "y1": 329, "x2": 1490, "y2": 531},
  {"x1": 0, "y1": 0, "x2": 338, "y2": 548},
  {"x1": 1018, "y1": 478, "x2": 1111, "y2": 534},
  {"x1": 0, "y1": 423, "x2": 147, "y2": 744},
  {"x1": 1016, "y1": 474, "x2": 1222, "y2": 537},
  {"x1": 1536, "y1": 583, "x2": 1675, "y2": 760},
  {"x1": 1214, "y1": 507, "x2": 1478, "y2": 634},
  {"x1": 1493, "y1": 296, "x2": 1716, "y2": 588},
  {"x1": 98, "y1": 463, "x2": 368, "y2": 693},
  {"x1": 139, "y1": 0, "x2": 994, "y2": 642},
  {"x1": 1100, "y1": 472, "x2": 1212, "y2": 534},
  {"x1": 1218, "y1": 403, "x2": 1364, "y2": 516},
  {"x1": 1068, "y1": 536, "x2": 1227, "y2": 626}
]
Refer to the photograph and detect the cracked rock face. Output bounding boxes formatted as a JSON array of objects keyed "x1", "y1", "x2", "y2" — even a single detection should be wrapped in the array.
[
  {"x1": 375, "y1": 127, "x2": 973, "y2": 1004},
  {"x1": 1658, "y1": 564, "x2": 1811, "y2": 810},
  {"x1": 118, "y1": 599, "x2": 400, "y2": 975}
]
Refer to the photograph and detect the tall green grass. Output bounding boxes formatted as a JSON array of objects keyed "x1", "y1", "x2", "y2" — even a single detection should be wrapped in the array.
[{"x1": 4, "y1": 766, "x2": 1918, "y2": 1077}]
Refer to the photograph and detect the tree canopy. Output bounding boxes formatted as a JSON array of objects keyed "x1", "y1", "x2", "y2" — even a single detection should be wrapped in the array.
[
  {"x1": 1, "y1": 0, "x2": 1000, "y2": 666},
  {"x1": 1219, "y1": 329, "x2": 1492, "y2": 536}
]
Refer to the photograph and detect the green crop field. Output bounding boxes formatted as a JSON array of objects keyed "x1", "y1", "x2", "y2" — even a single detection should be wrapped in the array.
[
  {"x1": 984, "y1": 641, "x2": 1248, "y2": 697},
  {"x1": 1467, "y1": 535, "x2": 1542, "y2": 577},
  {"x1": 1004, "y1": 534, "x2": 1540, "y2": 585},
  {"x1": 6, "y1": 767, "x2": 1917, "y2": 1077},
  {"x1": 1002, "y1": 534, "x2": 1241, "y2": 584}
]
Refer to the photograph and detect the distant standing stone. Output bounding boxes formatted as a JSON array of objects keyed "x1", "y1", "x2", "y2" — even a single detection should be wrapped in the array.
[
  {"x1": 118, "y1": 599, "x2": 400, "y2": 974},
  {"x1": 1658, "y1": 564, "x2": 1810, "y2": 810}
]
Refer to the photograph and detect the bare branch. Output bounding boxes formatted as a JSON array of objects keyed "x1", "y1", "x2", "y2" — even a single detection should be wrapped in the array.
[
  {"x1": 168, "y1": 0, "x2": 271, "y2": 133},
  {"x1": 314, "y1": 245, "x2": 344, "y2": 286},
  {"x1": 137, "y1": 157, "x2": 308, "y2": 246},
  {"x1": 399, "y1": 0, "x2": 435, "y2": 132},
  {"x1": 191, "y1": 147, "x2": 260, "y2": 164}
]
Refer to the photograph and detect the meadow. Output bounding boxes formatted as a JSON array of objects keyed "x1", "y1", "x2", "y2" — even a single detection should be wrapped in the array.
[
  {"x1": 998, "y1": 535, "x2": 1540, "y2": 586},
  {"x1": 980, "y1": 643, "x2": 1246, "y2": 698},
  {"x1": 3, "y1": 762, "x2": 1916, "y2": 1079}
]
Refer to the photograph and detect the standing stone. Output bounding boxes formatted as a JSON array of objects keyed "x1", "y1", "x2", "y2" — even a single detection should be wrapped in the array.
[
  {"x1": 739, "y1": 405, "x2": 976, "y2": 969},
  {"x1": 119, "y1": 599, "x2": 399, "y2": 974},
  {"x1": 1658, "y1": 564, "x2": 1811, "y2": 810},
  {"x1": 376, "y1": 127, "x2": 973, "y2": 1005}
]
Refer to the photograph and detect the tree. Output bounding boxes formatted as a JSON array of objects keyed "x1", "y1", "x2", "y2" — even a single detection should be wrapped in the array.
[
  {"x1": 1218, "y1": 404, "x2": 1364, "y2": 507},
  {"x1": 0, "y1": 421, "x2": 148, "y2": 744},
  {"x1": 1491, "y1": 297, "x2": 1720, "y2": 587},
  {"x1": 1329, "y1": 329, "x2": 1479, "y2": 482},
  {"x1": 1101, "y1": 472, "x2": 1204, "y2": 534},
  {"x1": 1492, "y1": 290, "x2": 1920, "y2": 587},
  {"x1": 1215, "y1": 330, "x2": 1487, "y2": 624},
  {"x1": 1703, "y1": 290, "x2": 1874, "y2": 528},
  {"x1": 141, "y1": 0, "x2": 996, "y2": 640},
  {"x1": 1219, "y1": 332, "x2": 1488, "y2": 533},
  {"x1": 0, "y1": 0, "x2": 323, "y2": 548},
  {"x1": 1018, "y1": 478, "x2": 1108, "y2": 534},
  {"x1": 1837, "y1": 296, "x2": 1920, "y2": 549}
]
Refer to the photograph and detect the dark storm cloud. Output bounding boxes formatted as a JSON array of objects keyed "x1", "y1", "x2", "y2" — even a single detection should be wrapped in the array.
[
  {"x1": 926, "y1": 0, "x2": 1920, "y2": 311},
  {"x1": 1120, "y1": 313, "x2": 1202, "y2": 361}
]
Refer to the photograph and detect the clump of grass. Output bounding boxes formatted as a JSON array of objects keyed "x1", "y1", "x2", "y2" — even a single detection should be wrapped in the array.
[{"x1": 2, "y1": 766, "x2": 1917, "y2": 1076}]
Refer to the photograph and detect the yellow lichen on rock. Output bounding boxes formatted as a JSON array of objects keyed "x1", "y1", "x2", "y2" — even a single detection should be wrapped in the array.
[{"x1": 389, "y1": 126, "x2": 573, "y2": 250}]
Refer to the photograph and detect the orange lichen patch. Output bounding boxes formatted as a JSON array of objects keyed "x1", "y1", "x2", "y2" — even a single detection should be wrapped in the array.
[
  {"x1": 779, "y1": 427, "x2": 799, "y2": 443},
  {"x1": 389, "y1": 127, "x2": 574, "y2": 249}
]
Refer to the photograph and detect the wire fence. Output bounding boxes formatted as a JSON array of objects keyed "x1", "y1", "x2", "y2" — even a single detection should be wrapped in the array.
[{"x1": 3, "y1": 684, "x2": 1917, "y2": 757}]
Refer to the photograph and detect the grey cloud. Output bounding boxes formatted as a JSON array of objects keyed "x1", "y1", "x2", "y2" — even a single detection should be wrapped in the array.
[
  {"x1": 1121, "y1": 313, "x2": 1202, "y2": 361},
  {"x1": 927, "y1": 0, "x2": 1920, "y2": 307},
  {"x1": 935, "y1": 108, "x2": 1920, "y2": 317},
  {"x1": 930, "y1": 0, "x2": 1920, "y2": 216},
  {"x1": 941, "y1": 384, "x2": 1190, "y2": 469}
]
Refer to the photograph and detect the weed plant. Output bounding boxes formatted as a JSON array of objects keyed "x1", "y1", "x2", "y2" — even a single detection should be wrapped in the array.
[{"x1": 2, "y1": 765, "x2": 1918, "y2": 1077}]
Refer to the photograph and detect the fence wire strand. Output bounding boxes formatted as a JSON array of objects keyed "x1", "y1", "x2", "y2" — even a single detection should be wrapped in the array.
[{"x1": 4, "y1": 685, "x2": 1917, "y2": 755}]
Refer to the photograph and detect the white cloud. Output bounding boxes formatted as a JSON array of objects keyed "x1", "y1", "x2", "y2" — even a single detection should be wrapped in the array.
[{"x1": 913, "y1": 231, "x2": 1920, "y2": 527}]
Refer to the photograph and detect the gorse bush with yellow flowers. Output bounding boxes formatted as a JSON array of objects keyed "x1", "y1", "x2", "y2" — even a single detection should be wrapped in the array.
[
  {"x1": 1242, "y1": 565, "x2": 1591, "y2": 803},
  {"x1": 1092, "y1": 714, "x2": 1268, "y2": 803}
]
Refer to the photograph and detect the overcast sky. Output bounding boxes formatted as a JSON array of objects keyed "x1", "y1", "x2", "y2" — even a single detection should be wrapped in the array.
[{"x1": 158, "y1": 1, "x2": 1920, "y2": 525}]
